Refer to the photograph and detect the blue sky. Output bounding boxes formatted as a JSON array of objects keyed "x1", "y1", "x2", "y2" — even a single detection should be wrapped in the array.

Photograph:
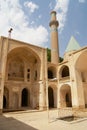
[{"x1": 0, "y1": 0, "x2": 87, "y2": 57}]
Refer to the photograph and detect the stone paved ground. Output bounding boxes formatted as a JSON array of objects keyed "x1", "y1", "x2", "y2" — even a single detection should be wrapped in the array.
[{"x1": 0, "y1": 109, "x2": 87, "y2": 130}]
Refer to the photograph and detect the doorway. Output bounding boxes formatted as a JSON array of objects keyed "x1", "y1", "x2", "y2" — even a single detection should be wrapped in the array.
[
  {"x1": 21, "y1": 88, "x2": 28, "y2": 107},
  {"x1": 48, "y1": 87, "x2": 54, "y2": 108}
]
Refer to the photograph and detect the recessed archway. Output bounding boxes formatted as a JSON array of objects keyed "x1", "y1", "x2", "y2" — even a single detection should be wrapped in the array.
[
  {"x1": 21, "y1": 88, "x2": 29, "y2": 107},
  {"x1": 7, "y1": 47, "x2": 41, "y2": 82},
  {"x1": 48, "y1": 87, "x2": 54, "y2": 108},
  {"x1": 59, "y1": 65, "x2": 69, "y2": 79},
  {"x1": 60, "y1": 85, "x2": 72, "y2": 107},
  {"x1": 48, "y1": 66, "x2": 56, "y2": 79}
]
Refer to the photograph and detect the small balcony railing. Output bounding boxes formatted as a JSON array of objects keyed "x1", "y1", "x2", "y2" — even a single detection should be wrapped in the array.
[{"x1": 59, "y1": 76, "x2": 70, "y2": 82}]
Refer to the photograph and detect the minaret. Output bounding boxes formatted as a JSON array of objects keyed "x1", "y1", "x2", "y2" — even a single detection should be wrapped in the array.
[{"x1": 49, "y1": 11, "x2": 59, "y2": 64}]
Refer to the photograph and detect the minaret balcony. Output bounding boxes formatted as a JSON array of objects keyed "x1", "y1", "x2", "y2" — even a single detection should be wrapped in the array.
[{"x1": 49, "y1": 20, "x2": 59, "y2": 27}]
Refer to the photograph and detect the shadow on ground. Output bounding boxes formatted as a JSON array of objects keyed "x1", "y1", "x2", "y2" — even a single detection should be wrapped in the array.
[{"x1": 0, "y1": 115, "x2": 38, "y2": 130}]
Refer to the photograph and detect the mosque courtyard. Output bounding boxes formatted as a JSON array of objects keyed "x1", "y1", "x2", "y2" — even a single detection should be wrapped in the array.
[{"x1": 0, "y1": 109, "x2": 87, "y2": 130}]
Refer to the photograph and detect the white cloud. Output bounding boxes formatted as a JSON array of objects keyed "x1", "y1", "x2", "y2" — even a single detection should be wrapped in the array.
[
  {"x1": 38, "y1": 15, "x2": 42, "y2": 19},
  {"x1": 24, "y1": 1, "x2": 39, "y2": 13},
  {"x1": 31, "y1": 21, "x2": 35, "y2": 25},
  {"x1": 54, "y1": 0, "x2": 69, "y2": 33},
  {"x1": 49, "y1": 2, "x2": 53, "y2": 10},
  {"x1": 0, "y1": 0, "x2": 48, "y2": 46},
  {"x1": 78, "y1": 0, "x2": 86, "y2": 3},
  {"x1": 13, "y1": 25, "x2": 48, "y2": 46}
]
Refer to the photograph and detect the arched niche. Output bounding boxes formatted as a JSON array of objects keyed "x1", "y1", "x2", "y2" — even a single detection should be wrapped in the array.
[
  {"x1": 7, "y1": 47, "x2": 41, "y2": 81},
  {"x1": 21, "y1": 88, "x2": 30, "y2": 107},
  {"x1": 48, "y1": 87, "x2": 54, "y2": 108},
  {"x1": 48, "y1": 85, "x2": 57, "y2": 108},
  {"x1": 48, "y1": 66, "x2": 57, "y2": 79},
  {"x1": 59, "y1": 65, "x2": 69, "y2": 79},
  {"x1": 60, "y1": 84, "x2": 72, "y2": 107}
]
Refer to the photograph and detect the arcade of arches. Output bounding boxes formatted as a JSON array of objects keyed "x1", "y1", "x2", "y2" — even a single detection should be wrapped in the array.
[
  {"x1": 3, "y1": 87, "x2": 30, "y2": 109},
  {"x1": 1, "y1": 36, "x2": 87, "y2": 113},
  {"x1": 3, "y1": 48, "x2": 87, "y2": 111}
]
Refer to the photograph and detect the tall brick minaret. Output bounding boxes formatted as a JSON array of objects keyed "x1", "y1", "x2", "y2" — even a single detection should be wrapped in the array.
[{"x1": 49, "y1": 11, "x2": 59, "y2": 64}]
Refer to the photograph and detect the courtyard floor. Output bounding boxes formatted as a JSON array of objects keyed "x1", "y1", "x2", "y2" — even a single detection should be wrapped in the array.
[{"x1": 0, "y1": 109, "x2": 87, "y2": 130}]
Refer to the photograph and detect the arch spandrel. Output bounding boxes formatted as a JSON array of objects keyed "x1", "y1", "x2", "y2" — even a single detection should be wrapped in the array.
[
  {"x1": 48, "y1": 84, "x2": 57, "y2": 89},
  {"x1": 60, "y1": 84, "x2": 71, "y2": 90}
]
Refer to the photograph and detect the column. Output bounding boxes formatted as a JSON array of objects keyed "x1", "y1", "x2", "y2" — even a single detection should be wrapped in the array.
[{"x1": 0, "y1": 37, "x2": 9, "y2": 114}]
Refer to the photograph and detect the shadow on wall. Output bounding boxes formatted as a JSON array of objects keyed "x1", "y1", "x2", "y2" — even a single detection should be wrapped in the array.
[{"x1": 0, "y1": 115, "x2": 38, "y2": 130}]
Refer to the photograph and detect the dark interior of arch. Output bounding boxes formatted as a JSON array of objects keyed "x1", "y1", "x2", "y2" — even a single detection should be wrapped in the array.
[
  {"x1": 48, "y1": 87, "x2": 54, "y2": 108},
  {"x1": 21, "y1": 88, "x2": 28, "y2": 107},
  {"x1": 65, "y1": 93, "x2": 72, "y2": 107},
  {"x1": 48, "y1": 70, "x2": 54, "y2": 79},
  {"x1": 62, "y1": 66, "x2": 69, "y2": 77}
]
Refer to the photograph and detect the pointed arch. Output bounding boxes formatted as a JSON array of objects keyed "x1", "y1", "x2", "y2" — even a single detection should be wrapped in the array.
[
  {"x1": 21, "y1": 88, "x2": 30, "y2": 107},
  {"x1": 48, "y1": 66, "x2": 57, "y2": 79},
  {"x1": 7, "y1": 47, "x2": 41, "y2": 82},
  {"x1": 60, "y1": 84, "x2": 72, "y2": 107},
  {"x1": 48, "y1": 87, "x2": 54, "y2": 108},
  {"x1": 59, "y1": 65, "x2": 70, "y2": 79}
]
